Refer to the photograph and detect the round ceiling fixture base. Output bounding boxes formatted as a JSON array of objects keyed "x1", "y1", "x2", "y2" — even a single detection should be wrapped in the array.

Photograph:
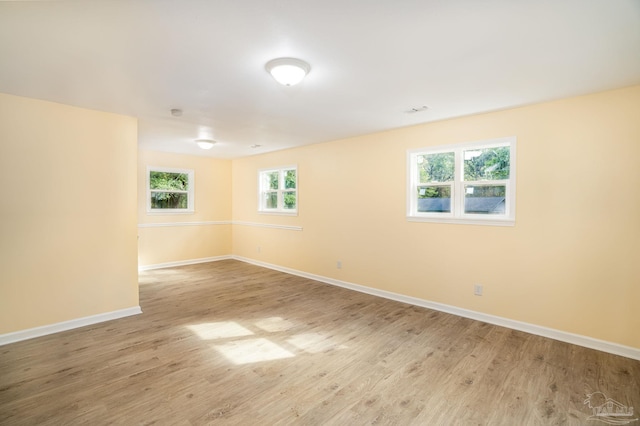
[
  {"x1": 195, "y1": 139, "x2": 216, "y2": 149},
  {"x1": 265, "y1": 58, "x2": 310, "y2": 86}
]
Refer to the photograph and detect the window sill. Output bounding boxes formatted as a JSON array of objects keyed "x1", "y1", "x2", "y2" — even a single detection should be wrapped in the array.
[
  {"x1": 146, "y1": 210, "x2": 194, "y2": 215},
  {"x1": 406, "y1": 216, "x2": 515, "y2": 227},
  {"x1": 258, "y1": 211, "x2": 298, "y2": 217}
]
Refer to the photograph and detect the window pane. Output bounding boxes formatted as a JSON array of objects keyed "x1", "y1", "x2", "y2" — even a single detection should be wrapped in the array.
[
  {"x1": 464, "y1": 185, "x2": 506, "y2": 214},
  {"x1": 150, "y1": 171, "x2": 189, "y2": 191},
  {"x1": 267, "y1": 172, "x2": 279, "y2": 190},
  {"x1": 283, "y1": 191, "x2": 296, "y2": 209},
  {"x1": 417, "y1": 152, "x2": 455, "y2": 183},
  {"x1": 284, "y1": 170, "x2": 296, "y2": 189},
  {"x1": 264, "y1": 192, "x2": 278, "y2": 209},
  {"x1": 417, "y1": 186, "x2": 451, "y2": 213},
  {"x1": 464, "y1": 147, "x2": 510, "y2": 181},
  {"x1": 150, "y1": 191, "x2": 188, "y2": 209}
]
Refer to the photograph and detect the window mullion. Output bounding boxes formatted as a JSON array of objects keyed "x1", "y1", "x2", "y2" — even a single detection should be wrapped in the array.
[
  {"x1": 455, "y1": 149, "x2": 464, "y2": 217},
  {"x1": 152, "y1": 189, "x2": 188, "y2": 193},
  {"x1": 464, "y1": 179, "x2": 508, "y2": 186},
  {"x1": 278, "y1": 170, "x2": 284, "y2": 210}
]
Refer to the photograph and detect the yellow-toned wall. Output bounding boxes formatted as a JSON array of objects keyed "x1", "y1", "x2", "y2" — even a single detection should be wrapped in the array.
[
  {"x1": 232, "y1": 86, "x2": 640, "y2": 349},
  {"x1": 137, "y1": 150, "x2": 232, "y2": 267},
  {"x1": 0, "y1": 93, "x2": 139, "y2": 334}
]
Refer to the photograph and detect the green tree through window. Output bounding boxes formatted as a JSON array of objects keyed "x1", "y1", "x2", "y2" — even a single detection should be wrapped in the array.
[
  {"x1": 408, "y1": 138, "x2": 515, "y2": 224},
  {"x1": 148, "y1": 168, "x2": 193, "y2": 212},
  {"x1": 464, "y1": 147, "x2": 510, "y2": 181},
  {"x1": 259, "y1": 167, "x2": 297, "y2": 213}
]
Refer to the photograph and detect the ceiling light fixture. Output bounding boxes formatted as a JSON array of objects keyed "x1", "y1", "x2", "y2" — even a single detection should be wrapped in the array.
[
  {"x1": 195, "y1": 139, "x2": 216, "y2": 149},
  {"x1": 265, "y1": 58, "x2": 310, "y2": 86}
]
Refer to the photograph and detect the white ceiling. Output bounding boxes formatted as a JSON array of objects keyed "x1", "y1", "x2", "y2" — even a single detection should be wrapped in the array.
[{"x1": 1, "y1": 1, "x2": 639, "y2": 159}]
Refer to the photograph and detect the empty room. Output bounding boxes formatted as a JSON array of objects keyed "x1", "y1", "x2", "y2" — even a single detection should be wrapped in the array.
[{"x1": 1, "y1": 1, "x2": 639, "y2": 425}]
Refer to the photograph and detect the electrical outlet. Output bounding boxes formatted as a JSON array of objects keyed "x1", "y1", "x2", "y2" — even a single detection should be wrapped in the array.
[
  {"x1": 337, "y1": 260, "x2": 342, "y2": 269},
  {"x1": 474, "y1": 284, "x2": 483, "y2": 296},
  {"x1": 257, "y1": 246, "x2": 261, "y2": 253}
]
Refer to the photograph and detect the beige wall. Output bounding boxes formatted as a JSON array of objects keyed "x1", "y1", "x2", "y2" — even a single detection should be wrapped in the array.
[
  {"x1": 137, "y1": 150, "x2": 232, "y2": 267},
  {"x1": 4, "y1": 86, "x2": 637, "y2": 349},
  {"x1": 232, "y1": 86, "x2": 640, "y2": 349},
  {"x1": 0, "y1": 93, "x2": 139, "y2": 334}
]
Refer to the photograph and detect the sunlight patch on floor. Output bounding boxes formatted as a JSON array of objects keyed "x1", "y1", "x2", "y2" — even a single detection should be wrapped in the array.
[
  {"x1": 287, "y1": 333, "x2": 348, "y2": 354},
  {"x1": 185, "y1": 318, "x2": 347, "y2": 364},
  {"x1": 254, "y1": 317, "x2": 296, "y2": 333},
  {"x1": 186, "y1": 322, "x2": 254, "y2": 340},
  {"x1": 213, "y1": 338, "x2": 295, "y2": 364}
]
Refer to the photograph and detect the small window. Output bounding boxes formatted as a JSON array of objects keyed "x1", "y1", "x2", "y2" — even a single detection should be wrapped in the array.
[
  {"x1": 407, "y1": 137, "x2": 516, "y2": 226},
  {"x1": 258, "y1": 166, "x2": 297, "y2": 215},
  {"x1": 147, "y1": 167, "x2": 194, "y2": 213}
]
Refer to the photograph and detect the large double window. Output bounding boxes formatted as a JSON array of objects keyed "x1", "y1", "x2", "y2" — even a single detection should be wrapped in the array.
[
  {"x1": 407, "y1": 137, "x2": 516, "y2": 226},
  {"x1": 258, "y1": 166, "x2": 297, "y2": 215}
]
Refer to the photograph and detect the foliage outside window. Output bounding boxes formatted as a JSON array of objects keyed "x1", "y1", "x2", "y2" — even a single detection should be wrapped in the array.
[
  {"x1": 147, "y1": 167, "x2": 194, "y2": 213},
  {"x1": 258, "y1": 166, "x2": 297, "y2": 215},
  {"x1": 407, "y1": 137, "x2": 516, "y2": 226}
]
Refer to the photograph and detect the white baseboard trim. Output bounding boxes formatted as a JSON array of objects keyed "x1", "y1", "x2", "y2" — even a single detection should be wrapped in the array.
[
  {"x1": 0, "y1": 306, "x2": 142, "y2": 346},
  {"x1": 232, "y1": 256, "x2": 640, "y2": 361},
  {"x1": 139, "y1": 255, "x2": 232, "y2": 271}
]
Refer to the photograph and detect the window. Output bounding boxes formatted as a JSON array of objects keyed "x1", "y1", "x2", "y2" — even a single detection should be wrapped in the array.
[
  {"x1": 407, "y1": 137, "x2": 516, "y2": 226},
  {"x1": 258, "y1": 166, "x2": 297, "y2": 215},
  {"x1": 147, "y1": 167, "x2": 194, "y2": 213}
]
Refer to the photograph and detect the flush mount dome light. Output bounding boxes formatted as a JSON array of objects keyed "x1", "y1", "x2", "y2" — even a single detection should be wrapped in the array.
[
  {"x1": 195, "y1": 139, "x2": 216, "y2": 149},
  {"x1": 265, "y1": 57, "x2": 310, "y2": 86}
]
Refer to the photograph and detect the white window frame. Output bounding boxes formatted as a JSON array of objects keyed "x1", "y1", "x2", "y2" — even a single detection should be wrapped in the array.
[
  {"x1": 146, "y1": 166, "x2": 195, "y2": 214},
  {"x1": 258, "y1": 166, "x2": 298, "y2": 216},
  {"x1": 407, "y1": 137, "x2": 516, "y2": 226}
]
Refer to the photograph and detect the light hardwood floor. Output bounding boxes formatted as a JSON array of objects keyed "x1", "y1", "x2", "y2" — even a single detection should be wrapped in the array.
[{"x1": 1, "y1": 260, "x2": 639, "y2": 425}]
